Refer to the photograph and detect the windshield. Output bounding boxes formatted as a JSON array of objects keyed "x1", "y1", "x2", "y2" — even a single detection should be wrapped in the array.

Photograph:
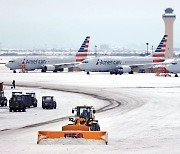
[
  {"x1": 171, "y1": 62, "x2": 177, "y2": 65},
  {"x1": 13, "y1": 96, "x2": 22, "y2": 101},
  {"x1": 43, "y1": 97, "x2": 52, "y2": 101},
  {"x1": 77, "y1": 107, "x2": 92, "y2": 119},
  {"x1": 8, "y1": 60, "x2": 15, "y2": 63}
]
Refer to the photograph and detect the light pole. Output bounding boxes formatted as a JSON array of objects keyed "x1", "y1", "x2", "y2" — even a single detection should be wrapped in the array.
[
  {"x1": 95, "y1": 45, "x2": 97, "y2": 57},
  {"x1": 146, "y1": 43, "x2": 149, "y2": 56}
]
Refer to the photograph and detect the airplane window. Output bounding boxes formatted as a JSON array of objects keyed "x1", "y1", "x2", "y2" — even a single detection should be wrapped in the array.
[{"x1": 171, "y1": 62, "x2": 177, "y2": 65}]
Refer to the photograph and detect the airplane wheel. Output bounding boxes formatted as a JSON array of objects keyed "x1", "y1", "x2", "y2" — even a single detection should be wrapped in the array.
[
  {"x1": 13, "y1": 70, "x2": 16, "y2": 73},
  {"x1": 87, "y1": 72, "x2": 90, "y2": 75},
  {"x1": 175, "y1": 74, "x2": 178, "y2": 77}
]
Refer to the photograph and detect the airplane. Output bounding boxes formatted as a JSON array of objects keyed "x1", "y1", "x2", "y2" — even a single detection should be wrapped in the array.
[
  {"x1": 166, "y1": 59, "x2": 180, "y2": 77},
  {"x1": 78, "y1": 35, "x2": 168, "y2": 75},
  {"x1": 5, "y1": 36, "x2": 90, "y2": 73}
]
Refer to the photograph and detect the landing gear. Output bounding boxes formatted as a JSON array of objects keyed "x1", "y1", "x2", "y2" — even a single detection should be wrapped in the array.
[
  {"x1": 41, "y1": 66, "x2": 47, "y2": 72},
  {"x1": 13, "y1": 70, "x2": 16, "y2": 73},
  {"x1": 175, "y1": 74, "x2": 178, "y2": 77},
  {"x1": 86, "y1": 72, "x2": 90, "y2": 75},
  {"x1": 41, "y1": 69, "x2": 46, "y2": 72},
  {"x1": 129, "y1": 70, "x2": 134, "y2": 74}
]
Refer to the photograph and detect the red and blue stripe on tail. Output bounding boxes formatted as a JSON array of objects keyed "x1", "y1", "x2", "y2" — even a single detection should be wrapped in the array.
[
  {"x1": 153, "y1": 35, "x2": 168, "y2": 62},
  {"x1": 76, "y1": 36, "x2": 90, "y2": 62}
]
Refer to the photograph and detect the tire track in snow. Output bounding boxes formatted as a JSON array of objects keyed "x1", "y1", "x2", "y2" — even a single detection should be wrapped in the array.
[{"x1": 1, "y1": 84, "x2": 121, "y2": 131}]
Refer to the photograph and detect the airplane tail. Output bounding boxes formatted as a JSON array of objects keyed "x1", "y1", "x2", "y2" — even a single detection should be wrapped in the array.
[
  {"x1": 152, "y1": 35, "x2": 168, "y2": 62},
  {"x1": 76, "y1": 36, "x2": 90, "y2": 62}
]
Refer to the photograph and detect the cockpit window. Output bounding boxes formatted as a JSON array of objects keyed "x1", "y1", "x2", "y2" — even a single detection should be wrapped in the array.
[
  {"x1": 9, "y1": 60, "x2": 15, "y2": 63},
  {"x1": 82, "y1": 60, "x2": 88, "y2": 63}
]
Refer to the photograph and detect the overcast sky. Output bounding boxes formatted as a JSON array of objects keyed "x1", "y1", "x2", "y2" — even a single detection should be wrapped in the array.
[{"x1": 0, "y1": 0, "x2": 179, "y2": 50}]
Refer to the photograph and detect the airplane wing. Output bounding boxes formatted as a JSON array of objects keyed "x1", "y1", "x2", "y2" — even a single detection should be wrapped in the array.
[
  {"x1": 129, "y1": 59, "x2": 174, "y2": 69},
  {"x1": 53, "y1": 62, "x2": 80, "y2": 69}
]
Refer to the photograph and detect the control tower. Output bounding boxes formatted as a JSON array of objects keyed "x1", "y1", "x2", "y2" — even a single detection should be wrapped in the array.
[{"x1": 162, "y1": 8, "x2": 176, "y2": 58}]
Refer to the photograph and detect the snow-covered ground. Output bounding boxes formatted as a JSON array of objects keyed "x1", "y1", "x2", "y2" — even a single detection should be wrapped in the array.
[{"x1": 0, "y1": 62, "x2": 180, "y2": 154}]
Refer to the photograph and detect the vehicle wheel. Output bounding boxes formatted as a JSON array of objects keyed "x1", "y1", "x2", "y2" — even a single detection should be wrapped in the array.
[
  {"x1": 175, "y1": 74, "x2": 178, "y2": 77},
  {"x1": 87, "y1": 72, "x2": 90, "y2": 75},
  {"x1": 41, "y1": 69, "x2": 46, "y2": 72},
  {"x1": 33, "y1": 103, "x2": 37, "y2": 107},
  {"x1": 13, "y1": 70, "x2": 16, "y2": 73},
  {"x1": 129, "y1": 70, "x2": 134, "y2": 74},
  {"x1": 22, "y1": 108, "x2": 26, "y2": 112},
  {"x1": 54, "y1": 105, "x2": 56, "y2": 109},
  {"x1": 9, "y1": 108, "x2": 12, "y2": 112},
  {"x1": 90, "y1": 123, "x2": 100, "y2": 131}
]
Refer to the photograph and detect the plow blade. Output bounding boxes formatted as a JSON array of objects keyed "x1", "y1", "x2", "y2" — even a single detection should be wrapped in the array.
[{"x1": 37, "y1": 131, "x2": 108, "y2": 144}]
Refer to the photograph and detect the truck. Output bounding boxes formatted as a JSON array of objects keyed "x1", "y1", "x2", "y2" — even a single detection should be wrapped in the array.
[
  {"x1": 9, "y1": 94, "x2": 26, "y2": 112},
  {"x1": 24, "y1": 92, "x2": 37, "y2": 107},
  {"x1": 42, "y1": 96, "x2": 56, "y2": 109}
]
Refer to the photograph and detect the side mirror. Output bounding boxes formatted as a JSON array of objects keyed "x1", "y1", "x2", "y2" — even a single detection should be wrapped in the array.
[
  {"x1": 93, "y1": 110, "x2": 96, "y2": 114},
  {"x1": 72, "y1": 109, "x2": 74, "y2": 114}
]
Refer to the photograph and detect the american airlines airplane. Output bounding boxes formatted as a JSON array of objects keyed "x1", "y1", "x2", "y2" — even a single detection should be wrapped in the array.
[
  {"x1": 166, "y1": 59, "x2": 180, "y2": 77},
  {"x1": 78, "y1": 35, "x2": 167, "y2": 75},
  {"x1": 5, "y1": 36, "x2": 90, "y2": 73}
]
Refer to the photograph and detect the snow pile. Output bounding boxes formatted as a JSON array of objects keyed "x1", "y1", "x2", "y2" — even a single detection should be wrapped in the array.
[{"x1": 40, "y1": 138, "x2": 105, "y2": 145}]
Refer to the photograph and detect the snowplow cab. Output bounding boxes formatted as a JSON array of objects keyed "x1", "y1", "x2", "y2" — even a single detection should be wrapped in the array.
[
  {"x1": 66, "y1": 106, "x2": 100, "y2": 131},
  {"x1": 72, "y1": 106, "x2": 95, "y2": 120}
]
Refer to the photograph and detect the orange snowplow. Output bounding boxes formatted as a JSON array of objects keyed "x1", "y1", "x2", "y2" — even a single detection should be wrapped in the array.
[{"x1": 37, "y1": 106, "x2": 108, "y2": 144}]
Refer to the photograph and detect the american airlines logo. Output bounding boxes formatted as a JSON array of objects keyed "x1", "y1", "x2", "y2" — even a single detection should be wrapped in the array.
[
  {"x1": 96, "y1": 59, "x2": 121, "y2": 65},
  {"x1": 25, "y1": 59, "x2": 47, "y2": 64}
]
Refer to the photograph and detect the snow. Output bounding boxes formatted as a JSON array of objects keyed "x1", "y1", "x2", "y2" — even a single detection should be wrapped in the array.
[
  {"x1": 0, "y1": 60, "x2": 180, "y2": 154},
  {"x1": 40, "y1": 138, "x2": 105, "y2": 145}
]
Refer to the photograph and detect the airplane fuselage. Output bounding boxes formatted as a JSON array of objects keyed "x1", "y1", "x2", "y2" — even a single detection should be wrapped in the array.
[
  {"x1": 166, "y1": 60, "x2": 180, "y2": 73},
  {"x1": 78, "y1": 56, "x2": 159, "y2": 72},
  {"x1": 5, "y1": 56, "x2": 76, "y2": 71}
]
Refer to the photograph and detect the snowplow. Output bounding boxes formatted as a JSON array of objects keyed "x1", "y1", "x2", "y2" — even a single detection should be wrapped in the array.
[{"x1": 37, "y1": 105, "x2": 108, "y2": 144}]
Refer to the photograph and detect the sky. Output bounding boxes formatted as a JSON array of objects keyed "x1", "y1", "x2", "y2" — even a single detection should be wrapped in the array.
[{"x1": 0, "y1": 0, "x2": 180, "y2": 50}]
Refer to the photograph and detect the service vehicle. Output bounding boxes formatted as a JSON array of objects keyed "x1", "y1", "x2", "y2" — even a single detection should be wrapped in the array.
[
  {"x1": 42, "y1": 96, "x2": 56, "y2": 109},
  {"x1": 37, "y1": 105, "x2": 108, "y2": 144}
]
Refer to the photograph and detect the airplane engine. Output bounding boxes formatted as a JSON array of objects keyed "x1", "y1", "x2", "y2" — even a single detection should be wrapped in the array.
[
  {"x1": 119, "y1": 65, "x2": 131, "y2": 73},
  {"x1": 41, "y1": 65, "x2": 56, "y2": 72}
]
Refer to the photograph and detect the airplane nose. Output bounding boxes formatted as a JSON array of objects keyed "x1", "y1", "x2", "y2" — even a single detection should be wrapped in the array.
[
  {"x1": 166, "y1": 65, "x2": 172, "y2": 72},
  {"x1": 77, "y1": 63, "x2": 83, "y2": 70},
  {"x1": 78, "y1": 63, "x2": 86, "y2": 71},
  {"x1": 5, "y1": 62, "x2": 9, "y2": 67}
]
